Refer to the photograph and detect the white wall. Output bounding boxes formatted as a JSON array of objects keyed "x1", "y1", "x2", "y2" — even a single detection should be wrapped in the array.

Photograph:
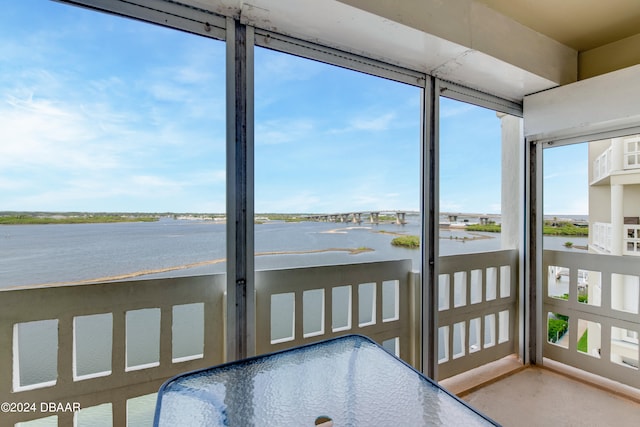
[{"x1": 524, "y1": 65, "x2": 640, "y2": 142}]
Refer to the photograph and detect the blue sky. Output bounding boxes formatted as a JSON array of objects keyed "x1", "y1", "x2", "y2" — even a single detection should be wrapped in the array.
[
  {"x1": 544, "y1": 143, "x2": 589, "y2": 215},
  {"x1": 1, "y1": 0, "x2": 587, "y2": 215}
]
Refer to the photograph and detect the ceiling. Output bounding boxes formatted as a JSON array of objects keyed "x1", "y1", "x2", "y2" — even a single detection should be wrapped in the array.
[
  {"x1": 476, "y1": 0, "x2": 640, "y2": 51},
  {"x1": 169, "y1": 0, "x2": 639, "y2": 98}
]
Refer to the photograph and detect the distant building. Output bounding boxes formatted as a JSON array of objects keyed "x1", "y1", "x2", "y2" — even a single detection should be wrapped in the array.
[
  {"x1": 589, "y1": 135, "x2": 640, "y2": 256},
  {"x1": 587, "y1": 135, "x2": 640, "y2": 366}
]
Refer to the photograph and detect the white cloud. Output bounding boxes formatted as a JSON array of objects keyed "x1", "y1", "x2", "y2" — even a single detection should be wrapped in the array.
[
  {"x1": 0, "y1": 95, "x2": 121, "y2": 171},
  {"x1": 439, "y1": 102, "x2": 475, "y2": 119},
  {"x1": 256, "y1": 52, "x2": 320, "y2": 83},
  {"x1": 256, "y1": 190, "x2": 323, "y2": 213},
  {"x1": 255, "y1": 119, "x2": 315, "y2": 145},
  {"x1": 0, "y1": 74, "x2": 225, "y2": 212},
  {"x1": 0, "y1": 5, "x2": 229, "y2": 212},
  {"x1": 329, "y1": 112, "x2": 397, "y2": 134},
  {"x1": 187, "y1": 170, "x2": 226, "y2": 186},
  {"x1": 148, "y1": 82, "x2": 190, "y2": 103},
  {"x1": 189, "y1": 200, "x2": 226, "y2": 213},
  {"x1": 2, "y1": 170, "x2": 222, "y2": 212},
  {"x1": 488, "y1": 203, "x2": 502, "y2": 214},
  {"x1": 544, "y1": 199, "x2": 587, "y2": 215},
  {"x1": 440, "y1": 199, "x2": 464, "y2": 213},
  {"x1": 543, "y1": 168, "x2": 586, "y2": 180},
  {"x1": 131, "y1": 175, "x2": 182, "y2": 191},
  {"x1": 349, "y1": 112, "x2": 396, "y2": 132},
  {"x1": 88, "y1": 76, "x2": 126, "y2": 96},
  {"x1": 174, "y1": 64, "x2": 216, "y2": 85}
]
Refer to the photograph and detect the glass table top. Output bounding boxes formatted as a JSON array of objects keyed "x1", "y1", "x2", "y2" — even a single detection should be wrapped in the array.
[{"x1": 154, "y1": 335, "x2": 499, "y2": 426}]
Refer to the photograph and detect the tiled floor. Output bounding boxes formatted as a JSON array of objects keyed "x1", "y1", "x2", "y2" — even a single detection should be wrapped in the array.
[{"x1": 461, "y1": 366, "x2": 640, "y2": 427}]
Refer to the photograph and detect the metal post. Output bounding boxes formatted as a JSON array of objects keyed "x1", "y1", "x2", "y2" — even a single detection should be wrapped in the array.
[
  {"x1": 525, "y1": 138, "x2": 543, "y2": 365},
  {"x1": 421, "y1": 76, "x2": 438, "y2": 379},
  {"x1": 226, "y1": 18, "x2": 255, "y2": 362}
]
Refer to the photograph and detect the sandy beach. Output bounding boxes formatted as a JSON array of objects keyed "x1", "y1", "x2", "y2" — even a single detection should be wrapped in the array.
[{"x1": 16, "y1": 247, "x2": 375, "y2": 288}]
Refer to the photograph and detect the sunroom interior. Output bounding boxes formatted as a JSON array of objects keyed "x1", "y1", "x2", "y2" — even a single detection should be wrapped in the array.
[{"x1": 2, "y1": 0, "x2": 640, "y2": 425}]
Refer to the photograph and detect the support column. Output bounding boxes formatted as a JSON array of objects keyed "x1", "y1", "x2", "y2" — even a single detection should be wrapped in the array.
[
  {"x1": 610, "y1": 182, "x2": 627, "y2": 330},
  {"x1": 226, "y1": 19, "x2": 255, "y2": 361},
  {"x1": 499, "y1": 112, "x2": 526, "y2": 364},
  {"x1": 610, "y1": 183, "x2": 627, "y2": 317},
  {"x1": 611, "y1": 184, "x2": 624, "y2": 256},
  {"x1": 499, "y1": 112, "x2": 524, "y2": 251}
]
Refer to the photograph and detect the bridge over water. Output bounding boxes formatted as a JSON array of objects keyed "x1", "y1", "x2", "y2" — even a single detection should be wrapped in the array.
[{"x1": 303, "y1": 211, "x2": 408, "y2": 225}]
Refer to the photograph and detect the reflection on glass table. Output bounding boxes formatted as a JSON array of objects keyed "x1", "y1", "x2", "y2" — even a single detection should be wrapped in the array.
[{"x1": 154, "y1": 335, "x2": 499, "y2": 426}]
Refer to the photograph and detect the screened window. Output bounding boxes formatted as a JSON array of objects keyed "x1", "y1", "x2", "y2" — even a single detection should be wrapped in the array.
[
  {"x1": 254, "y1": 46, "x2": 421, "y2": 270},
  {"x1": 0, "y1": 0, "x2": 226, "y2": 288}
]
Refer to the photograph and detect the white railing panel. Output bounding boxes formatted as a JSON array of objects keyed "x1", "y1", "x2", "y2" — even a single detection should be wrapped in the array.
[
  {"x1": 592, "y1": 147, "x2": 613, "y2": 183},
  {"x1": 436, "y1": 250, "x2": 519, "y2": 381},
  {"x1": 543, "y1": 250, "x2": 640, "y2": 389},
  {"x1": 623, "y1": 225, "x2": 640, "y2": 256},
  {"x1": 592, "y1": 222, "x2": 612, "y2": 253},
  {"x1": 255, "y1": 260, "x2": 420, "y2": 368},
  {"x1": 0, "y1": 275, "x2": 226, "y2": 426},
  {"x1": 624, "y1": 136, "x2": 640, "y2": 170}
]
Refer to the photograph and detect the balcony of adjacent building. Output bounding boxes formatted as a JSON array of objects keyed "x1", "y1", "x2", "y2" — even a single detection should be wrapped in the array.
[
  {"x1": 591, "y1": 221, "x2": 640, "y2": 256},
  {"x1": 590, "y1": 136, "x2": 640, "y2": 186},
  {"x1": 588, "y1": 135, "x2": 640, "y2": 257}
]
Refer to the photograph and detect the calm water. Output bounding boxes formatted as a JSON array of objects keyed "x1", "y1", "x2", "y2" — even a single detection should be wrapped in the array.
[{"x1": 0, "y1": 216, "x2": 554, "y2": 288}]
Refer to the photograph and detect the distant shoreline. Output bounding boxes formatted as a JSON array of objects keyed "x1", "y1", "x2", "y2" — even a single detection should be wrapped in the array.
[
  {"x1": 0, "y1": 214, "x2": 158, "y2": 225},
  {"x1": 6, "y1": 247, "x2": 374, "y2": 289}
]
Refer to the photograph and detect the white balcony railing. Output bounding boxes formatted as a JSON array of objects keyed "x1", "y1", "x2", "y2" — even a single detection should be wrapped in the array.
[
  {"x1": 1, "y1": 255, "x2": 519, "y2": 425},
  {"x1": 255, "y1": 260, "x2": 420, "y2": 365},
  {"x1": 624, "y1": 224, "x2": 640, "y2": 256},
  {"x1": 544, "y1": 250, "x2": 640, "y2": 389},
  {"x1": 591, "y1": 222, "x2": 640, "y2": 256},
  {"x1": 10, "y1": 251, "x2": 638, "y2": 423},
  {"x1": 592, "y1": 146, "x2": 613, "y2": 182},
  {"x1": 592, "y1": 222, "x2": 612, "y2": 253},
  {"x1": 437, "y1": 250, "x2": 518, "y2": 380},
  {"x1": 0, "y1": 275, "x2": 226, "y2": 426},
  {"x1": 1, "y1": 261, "x2": 420, "y2": 426},
  {"x1": 624, "y1": 136, "x2": 640, "y2": 170}
]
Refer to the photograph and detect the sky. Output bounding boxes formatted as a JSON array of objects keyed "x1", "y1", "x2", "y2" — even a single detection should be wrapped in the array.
[{"x1": 0, "y1": 0, "x2": 588, "y2": 215}]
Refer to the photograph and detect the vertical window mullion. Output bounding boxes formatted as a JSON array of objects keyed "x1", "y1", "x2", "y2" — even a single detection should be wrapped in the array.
[
  {"x1": 226, "y1": 18, "x2": 255, "y2": 362},
  {"x1": 422, "y1": 76, "x2": 439, "y2": 378}
]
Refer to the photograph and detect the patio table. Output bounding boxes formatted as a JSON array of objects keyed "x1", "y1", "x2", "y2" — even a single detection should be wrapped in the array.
[{"x1": 154, "y1": 335, "x2": 499, "y2": 426}]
